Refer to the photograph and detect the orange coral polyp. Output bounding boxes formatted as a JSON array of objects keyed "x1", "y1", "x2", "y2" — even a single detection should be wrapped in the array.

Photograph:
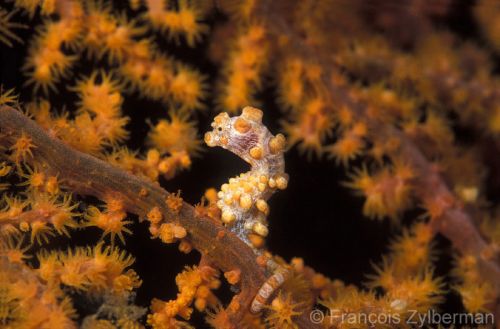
[
  {"x1": 84, "y1": 206, "x2": 132, "y2": 244},
  {"x1": 148, "y1": 113, "x2": 201, "y2": 156},
  {"x1": 10, "y1": 132, "x2": 36, "y2": 163},
  {"x1": 346, "y1": 164, "x2": 413, "y2": 220}
]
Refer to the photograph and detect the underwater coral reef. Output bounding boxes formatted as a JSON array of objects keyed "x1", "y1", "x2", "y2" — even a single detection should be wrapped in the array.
[{"x1": 1, "y1": 0, "x2": 500, "y2": 328}]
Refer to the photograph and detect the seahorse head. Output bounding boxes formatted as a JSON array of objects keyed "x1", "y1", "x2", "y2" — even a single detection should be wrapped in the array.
[
  {"x1": 204, "y1": 107, "x2": 266, "y2": 161},
  {"x1": 204, "y1": 112, "x2": 232, "y2": 148}
]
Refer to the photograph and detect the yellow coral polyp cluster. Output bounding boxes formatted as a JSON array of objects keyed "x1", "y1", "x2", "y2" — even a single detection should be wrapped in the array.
[
  {"x1": 326, "y1": 122, "x2": 367, "y2": 166},
  {"x1": 0, "y1": 185, "x2": 79, "y2": 244},
  {"x1": 37, "y1": 243, "x2": 141, "y2": 295},
  {"x1": 19, "y1": 166, "x2": 60, "y2": 195},
  {"x1": 277, "y1": 55, "x2": 344, "y2": 159},
  {"x1": 145, "y1": 0, "x2": 208, "y2": 46},
  {"x1": 317, "y1": 223, "x2": 442, "y2": 327},
  {"x1": 28, "y1": 77, "x2": 128, "y2": 157},
  {"x1": 146, "y1": 198, "x2": 187, "y2": 247},
  {"x1": 25, "y1": 192, "x2": 78, "y2": 242},
  {"x1": 73, "y1": 71, "x2": 130, "y2": 145},
  {"x1": 453, "y1": 254, "x2": 496, "y2": 313},
  {"x1": 134, "y1": 112, "x2": 201, "y2": 180},
  {"x1": 122, "y1": 50, "x2": 206, "y2": 110},
  {"x1": 217, "y1": 24, "x2": 269, "y2": 113},
  {"x1": 84, "y1": 3, "x2": 143, "y2": 62},
  {"x1": 74, "y1": 71, "x2": 121, "y2": 115},
  {"x1": 23, "y1": 4, "x2": 83, "y2": 92},
  {"x1": 148, "y1": 112, "x2": 201, "y2": 156},
  {"x1": 277, "y1": 58, "x2": 307, "y2": 111},
  {"x1": 20, "y1": 0, "x2": 206, "y2": 110},
  {"x1": 282, "y1": 97, "x2": 335, "y2": 158},
  {"x1": 0, "y1": 258, "x2": 78, "y2": 329},
  {"x1": 148, "y1": 266, "x2": 220, "y2": 329},
  {"x1": 83, "y1": 4, "x2": 207, "y2": 111},
  {"x1": 366, "y1": 222, "x2": 443, "y2": 313},
  {"x1": 345, "y1": 161, "x2": 414, "y2": 221}
]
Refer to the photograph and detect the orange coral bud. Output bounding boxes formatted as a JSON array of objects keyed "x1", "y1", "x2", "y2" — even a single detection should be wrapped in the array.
[
  {"x1": 45, "y1": 176, "x2": 59, "y2": 194},
  {"x1": 224, "y1": 269, "x2": 241, "y2": 285},
  {"x1": 104, "y1": 196, "x2": 125, "y2": 213},
  {"x1": 166, "y1": 191, "x2": 183, "y2": 214},
  {"x1": 147, "y1": 206, "x2": 163, "y2": 224},
  {"x1": 311, "y1": 273, "x2": 328, "y2": 289},
  {"x1": 290, "y1": 258, "x2": 304, "y2": 273},
  {"x1": 159, "y1": 223, "x2": 175, "y2": 243},
  {"x1": 228, "y1": 299, "x2": 240, "y2": 313},
  {"x1": 139, "y1": 187, "x2": 148, "y2": 197},
  {"x1": 204, "y1": 188, "x2": 218, "y2": 204},
  {"x1": 178, "y1": 240, "x2": 192, "y2": 254},
  {"x1": 173, "y1": 225, "x2": 187, "y2": 239},
  {"x1": 146, "y1": 148, "x2": 161, "y2": 166}
]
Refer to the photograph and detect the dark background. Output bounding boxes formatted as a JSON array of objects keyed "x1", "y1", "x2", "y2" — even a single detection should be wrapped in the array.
[{"x1": 0, "y1": 1, "x2": 482, "y2": 327}]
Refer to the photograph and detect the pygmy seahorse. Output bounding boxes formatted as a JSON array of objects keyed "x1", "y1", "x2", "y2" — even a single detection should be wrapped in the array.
[
  {"x1": 204, "y1": 106, "x2": 288, "y2": 248},
  {"x1": 205, "y1": 106, "x2": 291, "y2": 313}
]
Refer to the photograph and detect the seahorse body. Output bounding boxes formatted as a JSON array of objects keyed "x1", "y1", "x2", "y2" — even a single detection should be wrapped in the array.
[{"x1": 204, "y1": 106, "x2": 288, "y2": 247}]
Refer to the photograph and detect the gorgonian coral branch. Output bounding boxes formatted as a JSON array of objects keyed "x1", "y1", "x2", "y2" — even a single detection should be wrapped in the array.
[{"x1": 0, "y1": 105, "x2": 320, "y2": 328}]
